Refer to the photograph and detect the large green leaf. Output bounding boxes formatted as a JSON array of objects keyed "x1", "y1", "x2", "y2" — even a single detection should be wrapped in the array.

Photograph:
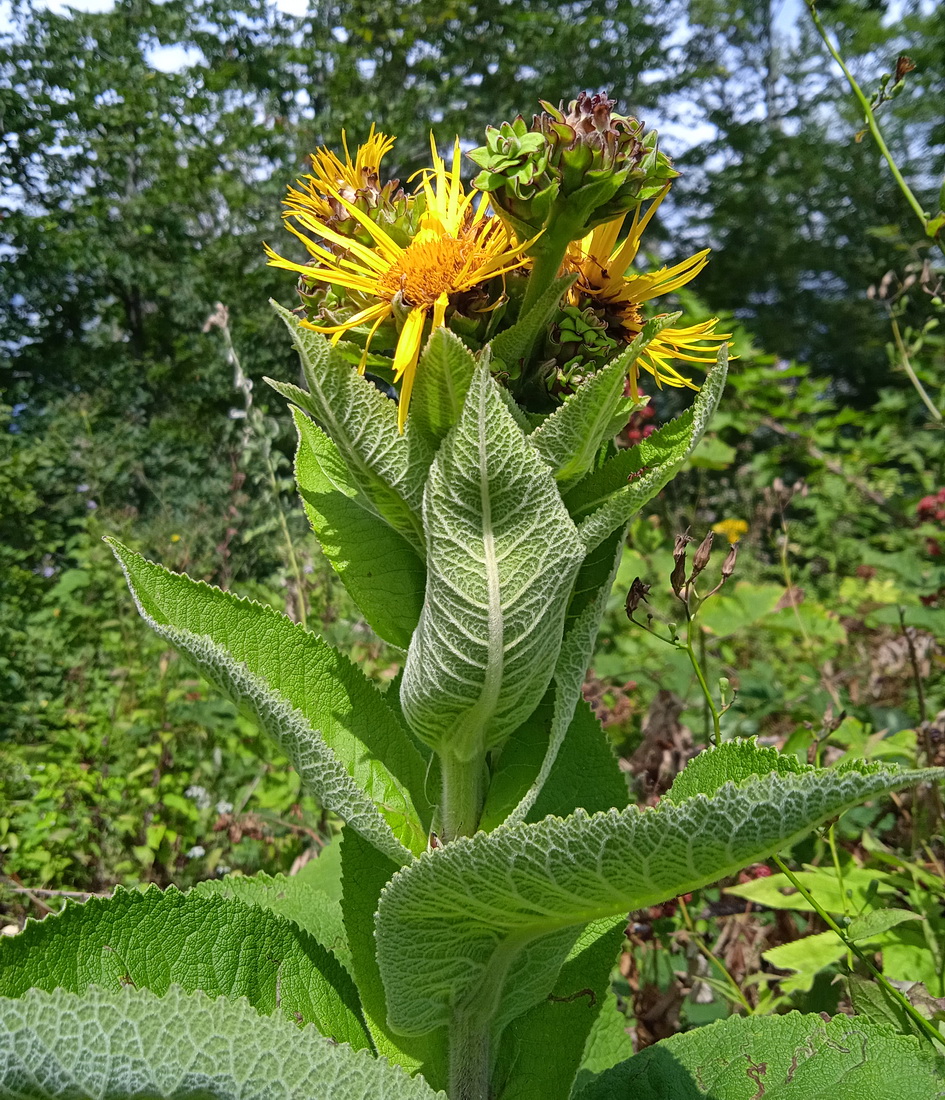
[
  {"x1": 0, "y1": 986, "x2": 445, "y2": 1100},
  {"x1": 503, "y1": 527, "x2": 625, "y2": 826},
  {"x1": 574, "y1": 1011, "x2": 945, "y2": 1099},
  {"x1": 192, "y1": 847, "x2": 349, "y2": 968},
  {"x1": 567, "y1": 348, "x2": 728, "y2": 550},
  {"x1": 400, "y1": 364, "x2": 585, "y2": 760},
  {"x1": 528, "y1": 316, "x2": 678, "y2": 488},
  {"x1": 339, "y1": 828, "x2": 448, "y2": 1089},
  {"x1": 293, "y1": 407, "x2": 425, "y2": 648},
  {"x1": 269, "y1": 303, "x2": 430, "y2": 554},
  {"x1": 109, "y1": 540, "x2": 429, "y2": 863},
  {"x1": 409, "y1": 327, "x2": 478, "y2": 453},
  {"x1": 0, "y1": 886, "x2": 369, "y2": 1048},
  {"x1": 376, "y1": 761, "x2": 936, "y2": 1039},
  {"x1": 480, "y1": 694, "x2": 629, "y2": 831},
  {"x1": 493, "y1": 918, "x2": 627, "y2": 1100}
]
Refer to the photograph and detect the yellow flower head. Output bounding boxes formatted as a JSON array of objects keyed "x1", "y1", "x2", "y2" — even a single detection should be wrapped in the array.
[
  {"x1": 712, "y1": 518, "x2": 748, "y2": 544},
  {"x1": 282, "y1": 125, "x2": 397, "y2": 223},
  {"x1": 566, "y1": 187, "x2": 731, "y2": 398},
  {"x1": 267, "y1": 134, "x2": 532, "y2": 430}
]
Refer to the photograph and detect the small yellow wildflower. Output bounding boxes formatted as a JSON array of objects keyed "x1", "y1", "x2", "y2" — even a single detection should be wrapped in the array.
[
  {"x1": 267, "y1": 135, "x2": 532, "y2": 431},
  {"x1": 712, "y1": 518, "x2": 748, "y2": 544},
  {"x1": 566, "y1": 187, "x2": 731, "y2": 397},
  {"x1": 170, "y1": 534, "x2": 182, "y2": 543}
]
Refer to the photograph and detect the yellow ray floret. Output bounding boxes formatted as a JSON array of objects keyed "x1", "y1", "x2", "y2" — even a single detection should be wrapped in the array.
[
  {"x1": 282, "y1": 125, "x2": 397, "y2": 221},
  {"x1": 567, "y1": 187, "x2": 731, "y2": 398},
  {"x1": 267, "y1": 135, "x2": 532, "y2": 431}
]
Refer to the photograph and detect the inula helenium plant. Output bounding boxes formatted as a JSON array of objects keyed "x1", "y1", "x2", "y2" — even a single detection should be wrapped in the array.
[{"x1": 1, "y1": 94, "x2": 942, "y2": 1100}]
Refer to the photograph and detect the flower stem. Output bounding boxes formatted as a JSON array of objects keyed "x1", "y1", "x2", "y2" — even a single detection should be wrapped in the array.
[
  {"x1": 807, "y1": 2, "x2": 943, "y2": 257},
  {"x1": 684, "y1": 620, "x2": 721, "y2": 747},
  {"x1": 773, "y1": 854, "x2": 945, "y2": 1050},
  {"x1": 440, "y1": 748, "x2": 485, "y2": 841}
]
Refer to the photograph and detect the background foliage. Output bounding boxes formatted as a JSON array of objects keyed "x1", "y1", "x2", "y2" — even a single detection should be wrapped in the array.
[{"x1": 2, "y1": 0, "x2": 943, "y2": 1047}]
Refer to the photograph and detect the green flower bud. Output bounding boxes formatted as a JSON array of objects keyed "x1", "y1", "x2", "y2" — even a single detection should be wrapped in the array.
[{"x1": 470, "y1": 93, "x2": 678, "y2": 244}]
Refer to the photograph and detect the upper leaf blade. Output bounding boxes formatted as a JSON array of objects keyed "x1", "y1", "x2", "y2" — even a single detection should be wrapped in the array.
[
  {"x1": 569, "y1": 348, "x2": 728, "y2": 550},
  {"x1": 376, "y1": 762, "x2": 940, "y2": 1038},
  {"x1": 109, "y1": 540, "x2": 429, "y2": 862},
  {"x1": 192, "y1": 850, "x2": 349, "y2": 969},
  {"x1": 400, "y1": 364, "x2": 585, "y2": 759},
  {"x1": 528, "y1": 316, "x2": 678, "y2": 488},
  {"x1": 270, "y1": 303, "x2": 430, "y2": 553},
  {"x1": 293, "y1": 408, "x2": 425, "y2": 648},
  {"x1": 409, "y1": 326, "x2": 478, "y2": 453},
  {"x1": 0, "y1": 986, "x2": 445, "y2": 1100},
  {"x1": 573, "y1": 1011, "x2": 945, "y2": 1099},
  {"x1": 0, "y1": 886, "x2": 369, "y2": 1048}
]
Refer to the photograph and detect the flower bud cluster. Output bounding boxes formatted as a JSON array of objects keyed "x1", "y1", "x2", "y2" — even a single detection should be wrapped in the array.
[{"x1": 468, "y1": 92, "x2": 676, "y2": 241}]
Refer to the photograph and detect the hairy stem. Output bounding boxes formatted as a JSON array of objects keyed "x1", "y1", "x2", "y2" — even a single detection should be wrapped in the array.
[
  {"x1": 448, "y1": 1010, "x2": 491, "y2": 1100},
  {"x1": 440, "y1": 749, "x2": 485, "y2": 841}
]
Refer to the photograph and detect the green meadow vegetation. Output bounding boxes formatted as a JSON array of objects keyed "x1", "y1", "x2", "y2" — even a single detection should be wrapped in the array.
[{"x1": 1, "y1": 0, "x2": 943, "y2": 1095}]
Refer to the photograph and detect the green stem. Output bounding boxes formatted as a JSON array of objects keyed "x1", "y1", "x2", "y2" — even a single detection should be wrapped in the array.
[
  {"x1": 773, "y1": 855, "x2": 944, "y2": 1050},
  {"x1": 684, "y1": 620, "x2": 721, "y2": 747},
  {"x1": 889, "y1": 313, "x2": 943, "y2": 423},
  {"x1": 448, "y1": 1010, "x2": 491, "y2": 1100},
  {"x1": 440, "y1": 749, "x2": 485, "y2": 841},
  {"x1": 677, "y1": 895, "x2": 752, "y2": 1014},
  {"x1": 807, "y1": 2, "x2": 942, "y2": 256}
]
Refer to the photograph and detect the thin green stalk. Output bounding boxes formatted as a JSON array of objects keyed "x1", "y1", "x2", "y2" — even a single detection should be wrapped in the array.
[
  {"x1": 773, "y1": 855, "x2": 944, "y2": 1050},
  {"x1": 684, "y1": 620, "x2": 721, "y2": 747},
  {"x1": 807, "y1": 3, "x2": 935, "y2": 244},
  {"x1": 889, "y1": 314, "x2": 943, "y2": 423},
  {"x1": 677, "y1": 895, "x2": 752, "y2": 1014}
]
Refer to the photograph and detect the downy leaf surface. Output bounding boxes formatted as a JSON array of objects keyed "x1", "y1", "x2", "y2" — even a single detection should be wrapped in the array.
[
  {"x1": 109, "y1": 540, "x2": 428, "y2": 862},
  {"x1": 528, "y1": 315, "x2": 678, "y2": 489},
  {"x1": 192, "y1": 848, "x2": 349, "y2": 969},
  {"x1": 377, "y1": 761, "x2": 936, "y2": 1038},
  {"x1": 269, "y1": 303, "x2": 430, "y2": 554},
  {"x1": 293, "y1": 407, "x2": 425, "y2": 648},
  {"x1": 409, "y1": 327, "x2": 478, "y2": 453},
  {"x1": 0, "y1": 986, "x2": 445, "y2": 1100},
  {"x1": 401, "y1": 364, "x2": 585, "y2": 759},
  {"x1": 568, "y1": 348, "x2": 728, "y2": 550}
]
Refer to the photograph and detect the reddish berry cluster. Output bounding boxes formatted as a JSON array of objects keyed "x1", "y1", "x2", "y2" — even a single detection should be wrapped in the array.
[
  {"x1": 917, "y1": 487, "x2": 945, "y2": 557},
  {"x1": 625, "y1": 401, "x2": 657, "y2": 445}
]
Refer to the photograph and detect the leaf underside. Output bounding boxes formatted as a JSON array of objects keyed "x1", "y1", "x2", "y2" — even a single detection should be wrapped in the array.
[
  {"x1": 377, "y1": 757, "x2": 938, "y2": 1038},
  {"x1": 0, "y1": 986, "x2": 445, "y2": 1100}
]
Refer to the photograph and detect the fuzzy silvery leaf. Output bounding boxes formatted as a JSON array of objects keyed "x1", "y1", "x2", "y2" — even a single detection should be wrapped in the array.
[
  {"x1": 0, "y1": 986, "x2": 445, "y2": 1100},
  {"x1": 400, "y1": 364, "x2": 585, "y2": 760},
  {"x1": 502, "y1": 529, "x2": 624, "y2": 826},
  {"x1": 528, "y1": 315, "x2": 679, "y2": 488},
  {"x1": 270, "y1": 303, "x2": 430, "y2": 554},
  {"x1": 293, "y1": 408, "x2": 425, "y2": 648},
  {"x1": 569, "y1": 347, "x2": 728, "y2": 550},
  {"x1": 377, "y1": 761, "x2": 937, "y2": 1038},
  {"x1": 109, "y1": 541, "x2": 428, "y2": 863}
]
